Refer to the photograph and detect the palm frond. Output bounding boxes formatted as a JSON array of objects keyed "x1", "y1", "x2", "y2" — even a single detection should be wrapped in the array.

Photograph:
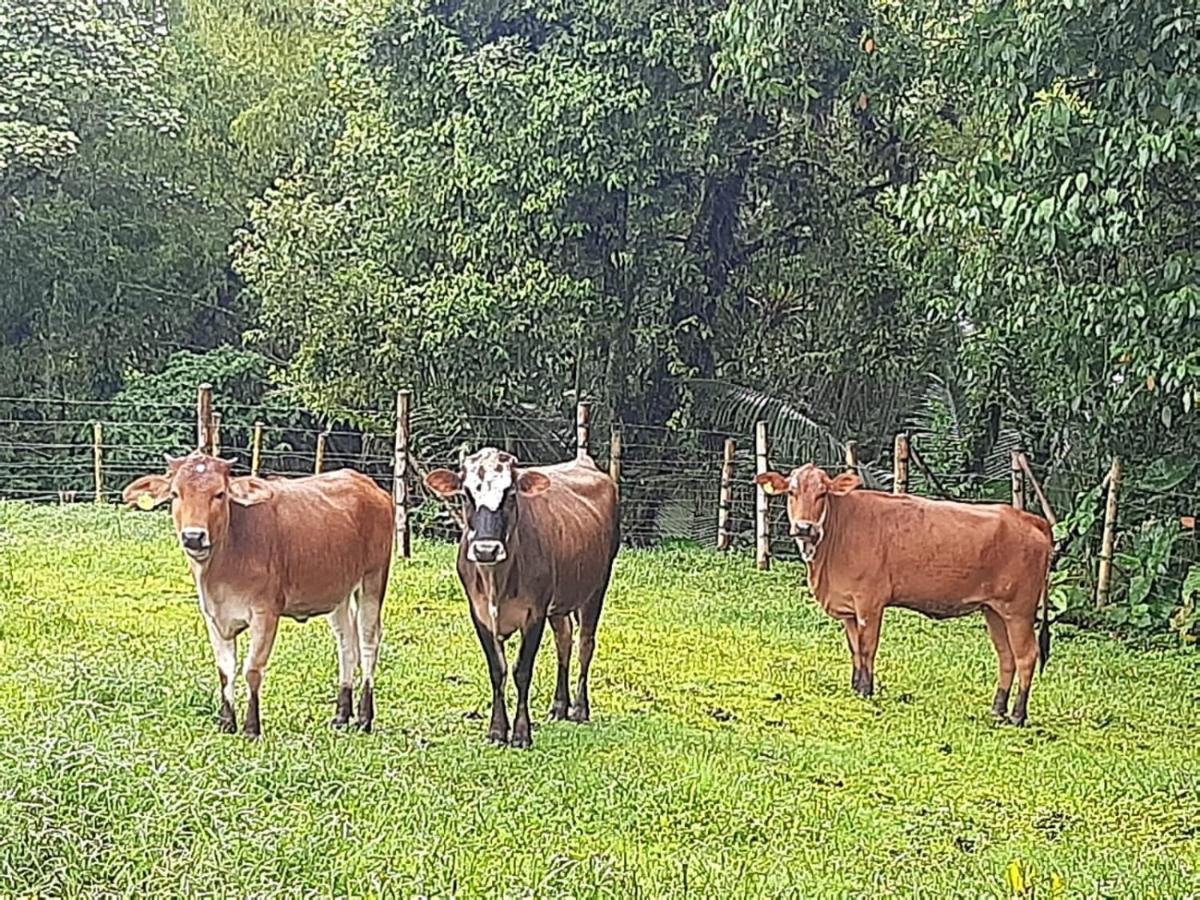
[{"x1": 687, "y1": 379, "x2": 890, "y2": 488}]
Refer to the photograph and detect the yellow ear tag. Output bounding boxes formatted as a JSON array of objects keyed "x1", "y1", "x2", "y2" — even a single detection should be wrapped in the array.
[
  {"x1": 761, "y1": 482, "x2": 777, "y2": 495},
  {"x1": 136, "y1": 492, "x2": 156, "y2": 510}
]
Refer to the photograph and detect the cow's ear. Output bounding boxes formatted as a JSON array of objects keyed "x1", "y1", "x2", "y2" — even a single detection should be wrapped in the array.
[
  {"x1": 828, "y1": 472, "x2": 861, "y2": 496},
  {"x1": 424, "y1": 469, "x2": 463, "y2": 497},
  {"x1": 517, "y1": 470, "x2": 551, "y2": 496},
  {"x1": 755, "y1": 472, "x2": 790, "y2": 495},
  {"x1": 122, "y1": 474, "x2": 172, "y2": 510},
  {"x1": 229, "y1": 476, "x2": 273, "y2": 507}
]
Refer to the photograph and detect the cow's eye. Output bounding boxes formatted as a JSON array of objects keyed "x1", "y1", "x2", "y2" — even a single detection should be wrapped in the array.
[
  {"x1": 214, "y1": 491, "x2": 226, "y2": 501},
  {"x1": 170, "y1": 491, "x2": 179, "y2": 501}
]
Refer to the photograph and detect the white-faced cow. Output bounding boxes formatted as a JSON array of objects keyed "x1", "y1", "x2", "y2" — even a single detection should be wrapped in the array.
[
  {"x1": 424, "y1": 448, "x2": 619, "y2": 749},
  {"x1": 122, "y1": 451, "x2": 393, "y2": 737},
  {"x1": 756, "y1": 464, "x2": 1053, "y2": 726}
]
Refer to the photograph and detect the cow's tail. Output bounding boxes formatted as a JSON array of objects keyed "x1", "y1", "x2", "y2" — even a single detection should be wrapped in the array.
[{"x1": 1037, "y1": 538, "x2": 1059, "y2": 672}]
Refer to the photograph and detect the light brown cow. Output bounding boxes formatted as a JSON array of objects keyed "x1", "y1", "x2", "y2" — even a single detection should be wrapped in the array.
[
  {"x1": 756, "y1": 464, "x2": 1053, "y2": 725},
  {"x1": 424, "y1": 449, "x2": 619, "y2": 748},
  {"x1": 122, "y1": 451, "x2": 393, "y2": 737}
]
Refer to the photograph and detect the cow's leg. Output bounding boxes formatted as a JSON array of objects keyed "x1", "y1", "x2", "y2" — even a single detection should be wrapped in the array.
[
  {"x1": 327, "y1": 597, "x2": 359, "y2": 727},
  {"x1": 355, "y1": 568, "x2": 386, "y2": 733},
  {"x1": 570, "y1": 591, "x2": 606, "y2": 723},
  {"x1": 203, "y1": 613, "x2": 238, "y2": 734},
  {"x1": 983, "y1": 607, "x2": 1015, "y2": 719},
  {"x1": 242, "y1": 612, "x2": 280, "y2": 739},
  {"x1": 856, "y1": 607, "x2": 884, "y2": 698},
  {"x1": 511, "y1": 613, "x2": 547, "y2": 749},
  {"x1": 841, "y1": 617, "x2": 863, "y2": 693},
  {"x1": 548, "y1": 613, "x2": 573, "y2": 720},
  {"x1": 469, "y1": 606, "x2": 509, "y2": 744},
  {"x1": 1005, "y1": 616, "x2": 1040, "y2": 727}
]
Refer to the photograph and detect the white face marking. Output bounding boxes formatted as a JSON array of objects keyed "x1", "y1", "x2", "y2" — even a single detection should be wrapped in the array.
[
  {"x1": 196, "y1": 463, "x2": 207, "y2": 473},
  {"x1": 461, "y1": 448, "x2": 514, "y2": 511}
]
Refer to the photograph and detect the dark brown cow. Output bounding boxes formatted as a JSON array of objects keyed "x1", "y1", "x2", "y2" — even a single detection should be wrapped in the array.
[
  {"x1": 424, "y1": 448, "x2": 619, "y2": 748},
  {"x1": 122, "y1": 451, "x2": 394, "y2": 737},
  {"x1": 756, "y1": 464, "x2": 1053, "y2": 725}
]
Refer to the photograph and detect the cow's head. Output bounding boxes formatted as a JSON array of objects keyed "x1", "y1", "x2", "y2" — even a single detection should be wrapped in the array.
[
  {"x1": 755, "y1": 463, "x2": 860, "y2": 562},
  {"x1": 121, "y1": 451, "x2": 273, "y2": 564},
  {"x1": 423, "y1": 448, "x2": 550, "y2": 565}
]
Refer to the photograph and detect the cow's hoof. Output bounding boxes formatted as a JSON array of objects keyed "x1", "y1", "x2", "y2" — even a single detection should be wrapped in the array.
[
  {"x1": 510, "y1": 729, "x2": 533, "y2": 749},
  {"x1": 1009, "y1": 715, "x2": 1028, "y2": 728},
  {"x1": 242, "y1": 728, "x2": 262, "y2": 741},
  {"x1": 487, "y1": 728, "x2": 509, "y2": 745},
  {"x1": 567, "y1": 705, "x2": 590, "y2": 723},
  {"x1": 330, "y1": 714, "x2": 352, "y2": 729},
  {"x1": 548, "y1": 702, "x2": 569, "y2": 721},
  {"x1": 354, "y1": 718, "x2": 373, "y2": 734},
  {"x1": 218, "y1": 714, "x2": 237, "y2": 734}
]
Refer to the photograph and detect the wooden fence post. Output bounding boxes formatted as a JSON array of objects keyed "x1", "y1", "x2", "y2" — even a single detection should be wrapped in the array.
[
  {"x1": 1011, "y1": 449, "x2": 1025, "y2": 510},
  {"x1": 576, "y1": 402, "x2": 591, "y2": 459},
  {"x1": 844, "y1": 440, "x2": 859, "y2": 475},
  {"x1": 608, "y1": 423, "x2": 622, "y2": 495},
  {"x1": 196, "y1": 383, "x2": 213, "y2": 452},
  {"x1": 394, "y1": 389, "x2": 412, "y2": 559},
  {"x1": 314, "y1": 429, "x2": 328, "y2": 474},
  {"x1": 92, "y1": 422, "x2": 104, "y2": 504},
  {"x1": 893, "y1": 432, "x2": 909, "y2": 494},
  {"x1": 717, "y1": 438, "x2": 736, "y2": 551},
  {"x1": 755, "y1": 421, "x2": 770, "y2": 571},
  {"x1": 1096, "y1": 457, "x2": 1122, "y2": 607},
  {"x1": 210, "y1": 411, "x2": 221, "y2": 456},
  {"x1": 250, "y1": 421, "x2": 264, "y2": 477},
  {"x1": 1016, "y1": 453, "x2": 1058, "y2": 528}
]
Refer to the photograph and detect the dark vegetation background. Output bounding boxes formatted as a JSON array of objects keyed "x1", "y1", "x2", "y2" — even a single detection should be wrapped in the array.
[{"x1": 0, "y1": 0, "x2": 1197, "y2": 640}]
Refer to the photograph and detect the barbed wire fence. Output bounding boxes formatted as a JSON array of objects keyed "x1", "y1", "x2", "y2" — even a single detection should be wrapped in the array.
[{"x1": 1, "y1": 387, "x2": 1196, "y2": 623}]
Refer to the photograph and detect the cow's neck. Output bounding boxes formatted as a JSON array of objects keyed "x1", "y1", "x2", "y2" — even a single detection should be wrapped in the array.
[
  {"x1": 470, "y1": 526, "x2": 528, "y2": 605},
  {"x1": 192, "y1": 505, "x2": 259, "y2": 589},
  {"x1": 805, "y1": 495, "x2": 847, "y2": 594}
]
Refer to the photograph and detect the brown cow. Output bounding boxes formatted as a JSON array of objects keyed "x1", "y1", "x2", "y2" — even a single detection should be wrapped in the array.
[
  {"x1": 424, "y1": 448, "x2": 619, "y2": 748},
  {"x1": 122, "y1": 451, "x2": 393, "y2": 737},
  {"x1": 756, "y1": 464, "x2": 1053, "y2": 725}
]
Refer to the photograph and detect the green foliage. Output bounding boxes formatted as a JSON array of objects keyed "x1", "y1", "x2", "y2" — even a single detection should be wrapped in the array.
[
  {"x1": 885, "y1": 0, "x2": 1200, "y2": 467},
  {"x1": 2, "y1": 503, "x2": 1199, "y2": 893},
  {"x1": 105, "y1": 347, "x2": 307, "y2": 466}
]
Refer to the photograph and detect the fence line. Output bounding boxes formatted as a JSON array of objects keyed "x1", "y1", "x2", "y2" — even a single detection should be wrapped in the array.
[{"x1": 2, "y1": 389, "x2": 1197, "y2": 616}]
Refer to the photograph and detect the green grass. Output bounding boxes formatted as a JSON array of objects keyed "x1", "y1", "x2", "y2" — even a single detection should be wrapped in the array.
[{"x1": 0, "y1": 503, "x2": 1198, "y2": 897}]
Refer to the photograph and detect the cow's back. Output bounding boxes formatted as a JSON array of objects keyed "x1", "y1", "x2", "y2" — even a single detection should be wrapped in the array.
[
  {"x1": 825, "y1": 491, "x2": 1051, "y2": 609},
  {"x1": 520, "y1": 457, "x2": 619, "y2": 604}
]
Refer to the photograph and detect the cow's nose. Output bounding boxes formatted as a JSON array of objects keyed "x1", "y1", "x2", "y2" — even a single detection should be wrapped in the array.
[
  {"x1": 180, "y1": 528, "x2": 209, "y2": 550},
  {"x1": 790, "y1": 523, "x2": 811, "y2": 538},
  {"x1": 470, "y1": 539, "x2": 507, "y2": 564}
]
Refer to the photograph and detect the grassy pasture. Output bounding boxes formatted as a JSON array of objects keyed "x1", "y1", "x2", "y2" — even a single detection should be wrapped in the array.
[{"x1": 0, "y1": 502, "x2": 1198, "y2": 897}]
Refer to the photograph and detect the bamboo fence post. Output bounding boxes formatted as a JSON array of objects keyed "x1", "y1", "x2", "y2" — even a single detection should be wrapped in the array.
[
  {"x1": 1011, "y1": 449, "x2": 1025, "y2": 510},
  {"x1": 394, "y1": 389, "x2": 412, "y2": 559},
  {"x1": 1096, "y1": 457, "x2": 1122, "y2": 607},
  {"x1": 314, "y1": 429, "x2": 328, "y2": 474},
  {"x1": 893, "y1": 432, "x2": 909, "y2": 494},
  {"x1": 250, "y1": 422, "x2": 264, "y2": 477},
  {"x1": 755, "y1": 421, "x2": 770, "y2": 570},
  {"x1": 576, "y1": 402, "x2": 591, "y2": 459},
  {"x1": 844, "y1": 440, "x2": 859, "y2": 475},
  {"x1": 717, "y1": 437, "x2": 736, "y2": 551},
  {"x1": 210, "y1": 411, "x2": 221, "y2": 456},
  {"x1": 608, "y1": 423, "x2": 622, "y2": 494},
  {"x1": 1017, "y1": 453, "x2": 1058, "y2": 528},
  {"x1": 92, "y1": 422, "x2": 104, "y2": 504},
  {"x1": 196, "y1": 383, "x2": 213, "y2": 452}
]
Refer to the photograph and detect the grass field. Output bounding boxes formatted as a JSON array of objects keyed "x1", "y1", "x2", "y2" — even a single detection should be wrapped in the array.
[{"x1": 0, "y1": 502, "x2": 1198, "y2": 897}]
